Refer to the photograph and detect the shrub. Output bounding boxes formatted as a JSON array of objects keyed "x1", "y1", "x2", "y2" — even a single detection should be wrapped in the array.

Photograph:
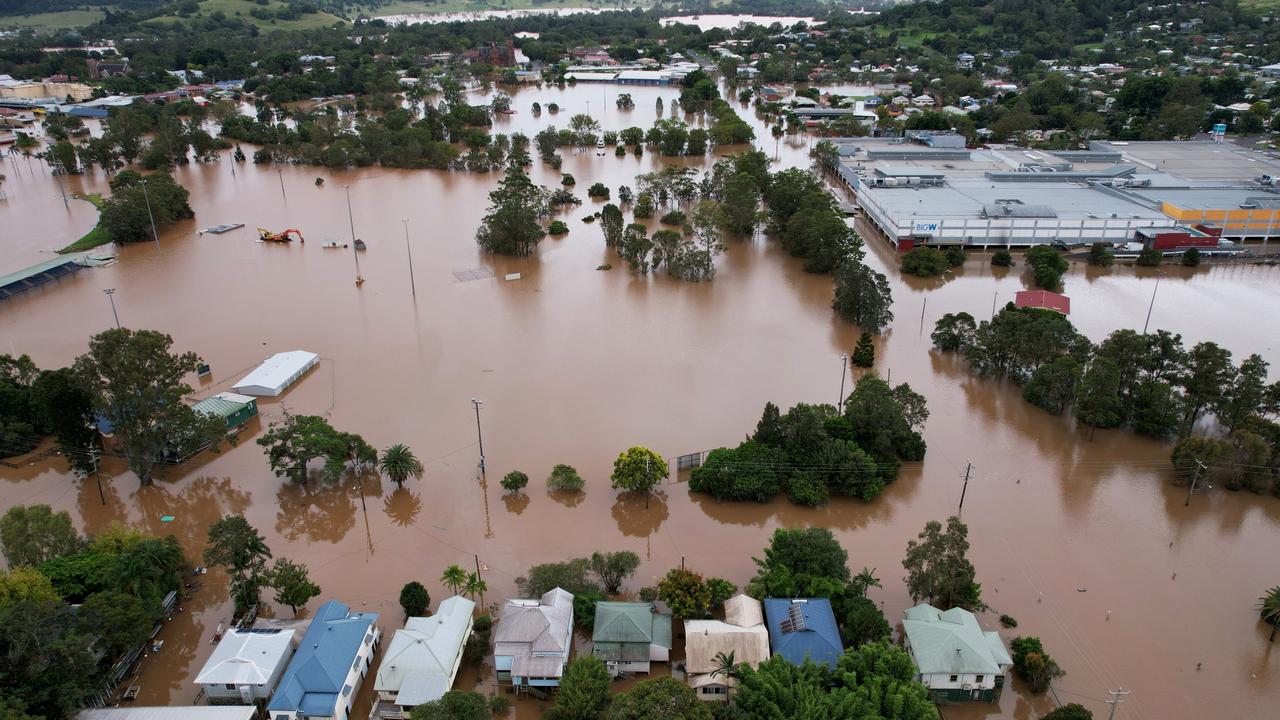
[
  {"x1": 550, "y1": 188, "x2": 581, "y2": 206},
  {"x1": 1011, "y1": 636, "x2": 1064, "y2": 693},
  {"x1": 547, "y1": 464, "x2": 585, "y2": 492},
  {"x1": 473, "y1": 614, "x2": 492, "y2": 633},
  {"x1": 944, "y1": 245, "x2": 965, "y2": 267},
  {"x1": 900, "y1": 246, "x2": 950, "y2": 277},
  {"x1": 1087, "y1": 242, "x2": 1114, "y2": 267},
  {"x1": 587, "y1": 182, "x2": 609, "y2": 199},
  {"x1": 999, "y1": 614, "x2": 1018, "y2": 628},
  {"x1": 706, "y1": 577, "x2": 737, "y2": 606},
  {"x1": 500, "y1": 471, "x2": 528, "y2": 495},
  {"x1": 399, "y1": 581, "x2": 429, "y2": 617},
  {"x1": 547, "y1": 103, "x2": 559, "y2": 113},
  {"x1": 657, "y1": 568, "x2": 713, "y2": 618},
  {"x1": 548, "y1": 220, "x2": 569, "y2": 235},
  {"x1": 1135, "y1": 248, "x2": 1163, "y2": 266},
  {"x1": 615, "y1": 145, "x2": 626, "y2": 157},
  {"x1": 659, "y1": 209, "x2": 687, "y2": 226},
  {"x1": 786, "y1": 471, "x2": 830, "y2": 506},
  {"x1": 1026, "y1": 245, "x2": 1068, "y2": 289},
  {"x1": 487, "y1": 694, "x2": 510, "y2": 714},
  {"x1": 638, "y1": 586, "x2": 658, "y2": 602},
  {"x1": 1182, "y1": 247, "x2": 1201, "y2": 266},
  {"x1": 561, "y1": 173, "x2": 575, "y2": 186},
  {"x1": 991, "y1": 249, "x2": 1013, "y2": 266}
]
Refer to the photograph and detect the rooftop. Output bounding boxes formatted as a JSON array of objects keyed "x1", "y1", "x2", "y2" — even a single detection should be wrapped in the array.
[
  {"x1": 77, "y1": 710, "x2": 255, "y2": 720},
  {"x1": 592, "y1": 602, "x2": 672, "y2": 662},
  {"x1": 902, "y1": 603, "x2": 1012, "y2": 676},
  {"x1": 267, "y1": 600, "x2": 378, "y2": 716},
  {"x1": 762, "y1": 598, "x2": 843, "y2": 670},
  {"x1": 194, "y1": 628, "x2": 296, "y2": 686},
  {"x1": 374, "y1": 595, "x2": 475, "y2": 706}
]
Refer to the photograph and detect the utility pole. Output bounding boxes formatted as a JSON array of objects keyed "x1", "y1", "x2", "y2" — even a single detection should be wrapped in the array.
[
  {"x1": 90, "y1": 447, "x2": 104, "y2": 506},
  {"x1": 141, "y1": 179, "x2": 159, "y2": 250},
  {"x1": 1142, "y1": 270, "x2": 1164, "y2": 334},
  {"x1": 103, "y1": 288, "x2": 120, "y2": 329},
  {"x1": 1186, "y1": 460, "x2": 1206, "y2": 506},
  {"x1": 277, "y1": 167, "x2": 286, "y2": 199},
  {"x1": 991, "y1": 290, "x2": 998, "y2": 319},
  {"x1": 919, "y1": 296, "x2": 927, "y2": 332},
  {"x1": 471, "y1": 398, "x2": 485, "y2": 473},
  {"x1": 344, "y1": 185, "x2": 363, "y2": 285},
  {"x1": 474, "y1": 554, "x2": 486, "y2": 608},
  {"x1": 958, "y1": 462, "x2": 973, "y2": 516},
  {"x1": 402, "y1": 219, "x2": 416, "y2": 299},
  {"x1": 1105, "y1": 688, "x2": 1131, "y2": 720},
  {"x1": 839, "y1": 353, "x2": 848, "y2": 406}
]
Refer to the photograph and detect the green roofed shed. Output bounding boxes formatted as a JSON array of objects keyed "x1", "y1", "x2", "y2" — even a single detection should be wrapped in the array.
[{"x1": 192, "y1": 392, "x2": 258, "y2": 430}]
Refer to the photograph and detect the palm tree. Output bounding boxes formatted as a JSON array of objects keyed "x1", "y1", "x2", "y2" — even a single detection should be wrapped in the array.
[
  {"x1": 463, "y1": 572, "x2": 487, "y2": 605},
  {"x1": 853, "y1": 567, "x2": 882, "y2": 598},
  {"x1": 378, "y1": 444, "x2": 424, "y2": 486},
  {"x1": 710, "y1": 651, "x2": 742, "y2": 696},
  {"x1": 1260, "y1": 586, "x2": 1280, "y2": 643},
  {"x1": 441, "y1": 564, "x2": 467, "y2": 595}
]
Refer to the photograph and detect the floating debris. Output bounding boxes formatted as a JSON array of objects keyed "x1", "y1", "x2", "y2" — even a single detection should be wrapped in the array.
[
  {"x1": 452, "y1": 267, "x2": 494, "y2": 282},
  {"x1": 505, "y1": 273, "x2": 522, "y2": 281},
  {"x1": 199, "y1": 223, "x2": 245, "y2": 235}
]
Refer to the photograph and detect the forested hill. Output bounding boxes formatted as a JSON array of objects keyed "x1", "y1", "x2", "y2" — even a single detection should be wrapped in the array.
[
  {"x1": 0, "y1": 0, "x2": 166, "y2": 14},
  {"x1": 869, "y1": 0, "x2": 1258, "y2": 58}
]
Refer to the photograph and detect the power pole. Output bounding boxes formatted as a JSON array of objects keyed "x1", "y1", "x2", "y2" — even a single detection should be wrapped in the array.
[
  {"x1": 1105, "y1": 688, "x2": 1131, "y2": 720},
  {"x1": 474, "y1": 553, "x2": 486, "y2": 608},
  {"x1": 839, "y1": 353, "x2": 848, "y2": 406},
  {"x1": 471, "y1": 398, "x2": 485, "y2": 473},
  {"x1": 90, "y1": 447, "x2": 104, "y2": 506},
  {"x1": 402, "y1": 219, "x2": 416, "y2": 299},
  {"x1": 141, "y1": 179, "x2": 159, "y2": 250},
  {"x1": 1185, "y1": 460, "x2": 1206, "y2": 507},
  {"x1": 958, "y1": 462, "x2": 973, "y2": 516}
]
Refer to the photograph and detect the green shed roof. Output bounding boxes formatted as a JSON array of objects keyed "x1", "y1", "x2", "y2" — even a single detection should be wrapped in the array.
[
  {"x1": 192, "y1": 393, "x2": 254, "y2": 420},
  {"x1": 592, "y1": 602, "x2": 671, "y2": 650}
]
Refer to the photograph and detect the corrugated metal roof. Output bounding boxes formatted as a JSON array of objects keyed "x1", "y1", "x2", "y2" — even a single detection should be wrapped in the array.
[
  {"x1": 192, "y1": 394, "x2": 252, "y2": 419},
  {"x1": 902, "y1": 603, "x2": 1010, "y2": 675},
  {"x1": 194, "y1": 628, "x2": 295, "y2": 686},
  {"x1": 762, "y1": 598, "x2": 843, "y2": 670},
  {"x1": 267, "y1": 600, "x2": 378, "y2": 715},
  {"x1": 78, "y1": 710, "x2": 255, "y2": 720}
]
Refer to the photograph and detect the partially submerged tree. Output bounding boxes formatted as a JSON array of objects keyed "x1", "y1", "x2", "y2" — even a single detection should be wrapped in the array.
[
  {"x1": 902, "y1": 516, "x2": 982, "y2": 611},
  {"x1": 590, "y1": 551, "x2": 640, "y2": 594},
  {"x1": 475, "y1": 159, "x2": 548, "y2": 256},
  {"x1": 257, "y1": 413, "x2": 376, "y2": 482},
  {"x1": 378, "y1": 444, "x2": 424, "y2": 486},
  {"x1": 546, "y1": 655, "x2": 611, "y2": 720},
  {"x1": 0, "y1": 505, "x2": 80, "y2": 568},
  {"x1": 610, "y1": 446, "x2": 668, "y2": 500},
  {"x1": 400, "y1": 581, "x2": 430, "y2": 617},
  {"x1": 269, "y1": 558, "x2": 320, "y2": 616},
  {"x1": 204, "y1": 515, "x2": 272, "y2": 615},
  {"x1": 74, "y1": 328, "x2": 225, "y2": 485}
]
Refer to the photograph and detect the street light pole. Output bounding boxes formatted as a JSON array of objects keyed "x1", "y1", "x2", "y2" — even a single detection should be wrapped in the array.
[
  {"x1": 344, "y1": 185, "x2": 363, "y2": 285},
  {"x1": 1141, "y1": 270, "x2": 1164, "y2": 334},
  {"x1": 838, "y1": 353, "x2": 848, "y2": 406},
  {"x1": 103, "y1": 288, "x2": 120, "y2": 329},
  {"x1": 141, "y1": 179, "x2": 159, "y2": 250},
  {"x1": 402, "y1": 219, "x2": 416, "y2": 299},
  {"x1": 471, "y1": 398, "x2": 485, "y2": 472}
]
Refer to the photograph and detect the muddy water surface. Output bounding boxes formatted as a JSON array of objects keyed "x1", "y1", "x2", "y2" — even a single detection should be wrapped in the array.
[{"x1": 0, "y1": 81, "x2": 1278, "y2": 720}]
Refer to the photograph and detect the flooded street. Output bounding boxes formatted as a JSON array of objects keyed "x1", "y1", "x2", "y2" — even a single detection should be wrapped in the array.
[{"x1": 1, "y1": 80, "x2": 1278, "y2": 720}]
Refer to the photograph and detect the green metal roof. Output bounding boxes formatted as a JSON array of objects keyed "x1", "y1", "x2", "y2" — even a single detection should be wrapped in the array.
[
  {"x1": 591, "y1": 602, "x2": 672, "y2": 655},
  {"x1": 902, "y1": 604, "x2": 1011, "y2": 676},
  {"x1": 192, "y1": 395, "x2": 252, "y2": 419}
]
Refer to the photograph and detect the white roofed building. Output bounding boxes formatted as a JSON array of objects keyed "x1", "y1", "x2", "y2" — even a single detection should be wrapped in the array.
[
  {"x1": 194, "y1": 628, "x2": 297, "y2": 704},
  {"x1": 232, "y1": 350, "x2": 318, "y2": 396},
  {"x1": 493, "y1": 588, "x2": 574, "y2": 689},
  {"x1": 372, "y1": 595, "x2": 475, "y2": 718}
]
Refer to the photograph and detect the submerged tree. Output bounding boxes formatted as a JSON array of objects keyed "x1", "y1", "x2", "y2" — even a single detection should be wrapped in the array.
[
  {"x1": 73, "y1": 328, "x2": 225, "y2": 485},
  {"x1": 833, "y1": 262, "x2": 894, "y2": 333},
  {"x1": 378, "y1": 444, "x2": 424, "y2": 486},
  {"x1": 257, "y1": 413, "x2": 376, "y2": 482},
  {"x1": 269, "y1": 558, "x2": 320, "y2": 616},
  {"x1": 204, "y1": 515, "x2": 272, "y2": 615},
  {"x1": 902, "y1": 516, "x2": 982, "y2": 611},
  {"x1": 476, "y1": 160, "x2": 548, "y2": 256}
]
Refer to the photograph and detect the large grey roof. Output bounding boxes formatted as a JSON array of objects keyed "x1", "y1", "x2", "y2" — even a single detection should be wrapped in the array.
[
  {"x1": 494, "y1": 588, "x2": 574, "y2": 653},
  {"x1": 194, "y1": 628, "x2": 296, "y2": 686}
]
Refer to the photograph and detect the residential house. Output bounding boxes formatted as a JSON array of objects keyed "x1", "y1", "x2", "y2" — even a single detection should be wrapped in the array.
[
  {"x1": 762, "y1": 598, "x2": 843, "y2": 670},
  {"x1": 195, "y1": 628, "x2": 297, "y2": 705},
  {"x1": 86, "y1": 58, "x2": 130, "y2": 80},
  {"x1": 901, "y1": 603, "x2": 1012, "y2": 703},
  {"x1": 591, "y1": 602, "x2": 672, "y2": 676},
  {"x1": 957, "y1": 53, "x2": 975, "y2": 70},
  {"x1": 372, "y1": 595, "x2": 475, "y2": 718},
  {"x1": 266, "y1": 600, "x2": 380, "y2": 720},
  {"x1": 684, "y1": 594, "x2": 770, "y2": 702},
  {"x1": 494, "y1": 588, "x2": 574, "y2": 689}
]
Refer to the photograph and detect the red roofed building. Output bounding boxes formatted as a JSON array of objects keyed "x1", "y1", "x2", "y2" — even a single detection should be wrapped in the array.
[{"x1": 1015, "y1": 289, "x2": 1070, "y2": 314}]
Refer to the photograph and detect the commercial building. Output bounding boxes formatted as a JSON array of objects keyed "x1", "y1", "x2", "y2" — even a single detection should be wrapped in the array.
[
  {"x1": 684, "y1": 594, "x2": 770, "y2": 702},
  {"x1": 902, "y1": 603, "x2": 1012, "y2": 703},
  {"x1": 267, "y1": 600, "x2": 380, "y2": 720},
  {"x1": 839, "y1": 139, "x2": 1280, "y2": 249},
  {"x1": 372, "y1": 595, "x2": 475, "y2": 717},
  {"x1": 233, "y1": 350, "x2": 318, "y2": 396},
  {"x1": 194, "y1": 627, "x2": 297, "y2": 704}
]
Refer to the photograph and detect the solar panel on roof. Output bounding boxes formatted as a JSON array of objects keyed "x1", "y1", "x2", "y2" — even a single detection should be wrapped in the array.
[{"x1": 779, "y1": 603, "x2": 808, "y2": 634}]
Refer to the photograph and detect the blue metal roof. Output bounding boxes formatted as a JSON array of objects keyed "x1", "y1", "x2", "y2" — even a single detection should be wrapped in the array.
[
  {"x1": 267, "y1": 600, "x2": 377, "y2": 716},
  {"x1": 763, "y1": 598, "x2": 844, "y2": 670}
]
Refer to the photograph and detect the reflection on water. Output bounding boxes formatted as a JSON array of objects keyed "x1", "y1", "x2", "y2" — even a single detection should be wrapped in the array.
[{"x1": 0, "y1": 78, "x2": 1278, "y2": 719}]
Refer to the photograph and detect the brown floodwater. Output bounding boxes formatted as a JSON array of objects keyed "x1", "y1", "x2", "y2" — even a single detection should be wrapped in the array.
[{"x1": 1, "y1": 80, "x2": 1278, "y2": 720}]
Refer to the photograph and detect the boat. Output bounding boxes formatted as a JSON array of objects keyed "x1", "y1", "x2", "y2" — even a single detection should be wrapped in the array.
[{"x1": 198, "y1": 223, "x2": 244, "y2": 235}]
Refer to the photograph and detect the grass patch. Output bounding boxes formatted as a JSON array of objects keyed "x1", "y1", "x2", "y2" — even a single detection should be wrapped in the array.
[
  {"x1": 58, "y1": 193, "x2": 112, "y2": 254},
  {"x1": 0, "y1": 9, "x2": 105, "y2": 30},
  {"x1": 1240, "y1": 0, "x2": 1280, "y2": 12},
  {"x1": 144, "y1": 0, "x2": 347, "y2": 31}
]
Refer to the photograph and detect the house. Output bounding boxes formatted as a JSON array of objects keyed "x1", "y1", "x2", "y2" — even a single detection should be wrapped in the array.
[
  {"x1": 902, "y1": 603, "x2": 1012, "y2": 703},
  {"x1": 192, "y1": 392, "x2": 258, "y2": 431},
  {"x1": 86, "y1": 58, "x2": 130, "y2": 79},
  {"x1": 372, "y1": 595, "x2": 475, "y2": 718},
  {"x1": 266, "y1": 600, "x2": 380, "y2": 720},
  {"x1": 591, "y1": 602, "x2": 672, "y2": 676},
  {"x1": 494, "y1": 588, "x2": 574, "y2": 689},
  {"x1": 957, "y1": 53, "x2": 975, "y2": 70},
  {"x1": 762, "y1": 598, "x2": 843, "y2": 670},
  {"x1": 194, "y1": 628, "x2": 297, "y2": 705},
  {"x1": 684, "y1": 594, "x2": 770, "y2": 702}
]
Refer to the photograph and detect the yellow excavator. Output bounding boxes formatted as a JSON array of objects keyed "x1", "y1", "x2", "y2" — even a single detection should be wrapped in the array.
[{"x1": 257, "y1": 228, "x2": 304, "y2": 243}]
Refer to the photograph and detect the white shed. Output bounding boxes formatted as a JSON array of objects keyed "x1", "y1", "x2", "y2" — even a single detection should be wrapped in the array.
[{"x1": 232, "y1": 351, "x2": 318, "y2": 396}]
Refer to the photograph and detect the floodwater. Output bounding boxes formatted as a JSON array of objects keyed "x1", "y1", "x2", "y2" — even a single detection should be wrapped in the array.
[
  {"x1": 377, "y1": 7, "x2": 610, "y2": 26},
  {"x1": 1, "y1": 78, "x2": 1278, "y2": 720}
]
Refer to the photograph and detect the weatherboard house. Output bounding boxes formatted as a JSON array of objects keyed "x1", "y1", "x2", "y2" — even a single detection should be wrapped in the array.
[
  {"x1": 901, "y1": 603, "x2": 1012, "y2": 703},
  {"x1": 195, "y1": 627, "x2": 297, "y2": 705},
  {"x1": 372, "y1": 595, "x2": 475, "y2": 717},
  {"x1": 591, "y1": 601, "x2": 672, "y2": 676},
  {"x1": 762, "y1": 598, "x2": 844, "y2": 670},
  {"x1": 494, "y1": 588, "x2": 574, "y2": 689},
  {"x1": 684, "y1": 594, "x2": 771, "y2": 701},
  {"x1": 266, "y1": 600, "x2": 380, "y2": 720}
]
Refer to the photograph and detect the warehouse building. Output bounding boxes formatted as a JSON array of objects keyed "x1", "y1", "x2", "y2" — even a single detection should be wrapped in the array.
[{"x1": 839, "y1": 139, "x2": 1280, "y2": 249}]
